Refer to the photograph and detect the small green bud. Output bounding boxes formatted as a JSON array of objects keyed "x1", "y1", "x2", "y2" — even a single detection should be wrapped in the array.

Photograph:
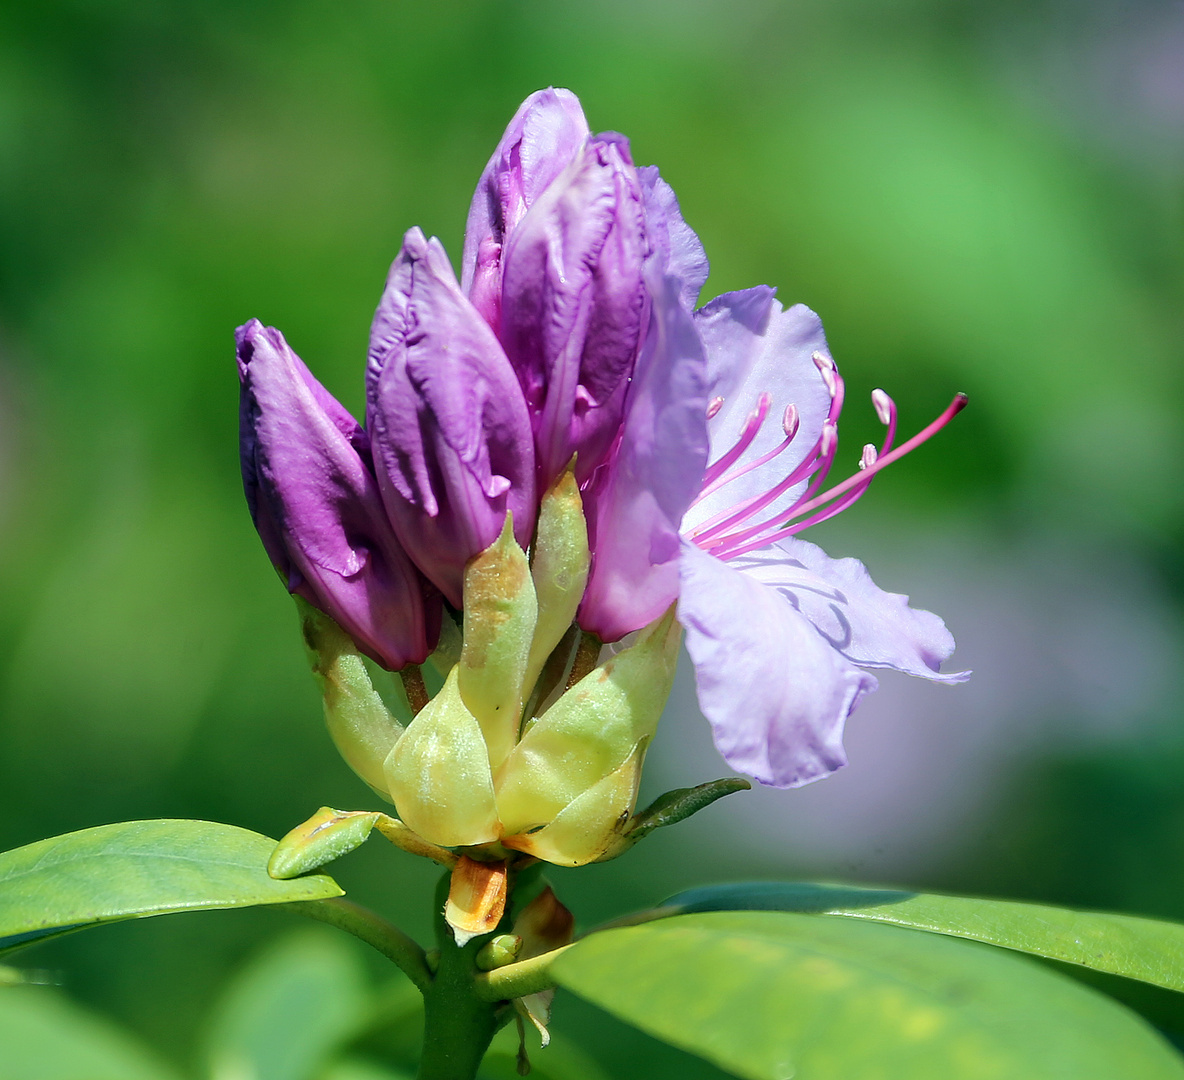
[
  {"x1": 384, "y1": 667, "x2": 502, "y2": 848},
  {"x1": 425, "y1": 948, "x2": 441, "y2": 974},
  {"x1": 475, "y1": 933, "x2": 523, "y2": 971},
  {"x1": 494, "y1": 606, "x2": 681, "y2": 839},
  {"x1": 523, "y1": 467, "x2": 590, "y2": 693},
  {"x1": 458, "y1": 515, "x2": 538, "y2": 769},
  {"x1": 268, "y1": 806, "x2": 382, "y2": 879},
  {"x1": 296, "y1": 597, "x2": 405, "y2": 799}
]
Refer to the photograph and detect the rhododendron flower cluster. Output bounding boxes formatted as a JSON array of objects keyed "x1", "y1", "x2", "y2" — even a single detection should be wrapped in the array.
[{"x1": 237, "y1": 87, "x2": 966, "y2": 861}]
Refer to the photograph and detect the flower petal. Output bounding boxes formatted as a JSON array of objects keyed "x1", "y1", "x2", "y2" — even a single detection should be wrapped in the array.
[
  {"x1": 727, "y1": 537, "x2": 970, "y2": 682},
  {"x1": 577, "y1": 273, "x2": 709, "y2": 641},
  {"x1": 237, "y1": 320, "x2": 437, "y2": 669},
  {"x1": 500, "y1": 134, "x2": 649, "y2": 488},
  {"x1": 684, "y1": 298, "x2": 834, "y2": 533},
  {"x1": 366, "y1": 228, "x2": 536, "y2": 607},
  {"x1": 678, "y1": 540, "x2": 877, "y2": 788},
  {"x1": 637, "y1": 166, "x2": 709, "y2": 312},
  {"x1": 461, "y1": 87, "x2": 590, "y2": 329}
]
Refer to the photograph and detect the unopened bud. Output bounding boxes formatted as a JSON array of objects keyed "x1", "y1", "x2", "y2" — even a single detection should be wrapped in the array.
[
  {"x1": 384, "y1": 667, "x2": 502, "y2": 848},
  {"x1": 459, "y1": 515, "x2": 539, "y2": 769},
  {"x1": 475, "y1": 934, "x2": 523, "y2": 971}
]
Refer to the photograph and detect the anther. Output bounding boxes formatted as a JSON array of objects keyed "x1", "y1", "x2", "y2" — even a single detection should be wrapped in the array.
[
  {"x1": 782, "y1": 403, "x2": 799, "y2": 440},
  {"x1": 813, "y1": 352, "x2": 837, "y2": 397},
  {"x1": 871, "y1": 389, "x2": 894, "y2": 426},
  {"x1": 820, "y1": 420, "x2": 838, "y2": 457},
  {"x1": 707, "y1": 396, "x2": 724, "y2": 419},
  {"x1": 859, "y1": 444, "x2": 878, "y2": 470}
]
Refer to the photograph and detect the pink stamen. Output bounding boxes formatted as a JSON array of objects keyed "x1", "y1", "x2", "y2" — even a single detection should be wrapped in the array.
[
  {"x1": 690, "y1": 365, "x2": 846, "y2": 543},
  {"x1": 706, "y1": 388, "x2": 901, "y2": 557},
  {"x1": 705, "y1": 393, "x2": 967, "y2": 560},
  {"x1": 694, "y1": 403, "x2": 801, "y2": 506},
  {"x1": 699, "y1": 393, "x2": 772, "y2": 491}
]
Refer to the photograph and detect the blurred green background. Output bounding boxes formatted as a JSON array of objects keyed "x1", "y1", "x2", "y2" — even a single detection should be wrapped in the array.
[{"x1": 1, "y1": 0, "x2": 1182, "y2": 1076}]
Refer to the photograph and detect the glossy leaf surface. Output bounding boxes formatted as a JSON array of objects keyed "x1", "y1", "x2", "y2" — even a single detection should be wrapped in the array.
[
  {"x1": 0, "y1": 819, "x2": 342, "y2": 955},
  {"x1": 665, "y1": 882, "x2": 1184, "y2": 992},
  {"x1": 553, "y1": 911, "x2": 1184, "y2": 1080}
]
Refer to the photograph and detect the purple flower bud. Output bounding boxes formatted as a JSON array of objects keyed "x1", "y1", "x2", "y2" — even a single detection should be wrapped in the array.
[
  {"x1": 499, "y1": 134, "x2": 650, "y2": 489},
  {"x1": 462, "y1": 88, "x2": 590, "y2": 331},
  {"x1": 237, "y1": 319, "x2": 439, "y2": 669},
  {"x1": 366, "y1": 228, "x2": 536, "y2": 607}
]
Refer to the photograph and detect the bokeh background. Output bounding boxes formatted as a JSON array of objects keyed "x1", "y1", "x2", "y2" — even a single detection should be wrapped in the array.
[{"x1": 1, "y1": 0, "x2": 1182, "y2": 1076}]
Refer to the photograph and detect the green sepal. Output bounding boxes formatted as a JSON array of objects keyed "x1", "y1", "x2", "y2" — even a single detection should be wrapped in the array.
[
  {"x1": 296, "y1": 597, "x2": 404, "y2": 799},
  {"x1": 384, "y1": 667, "x2": 502, "y2": 849},
  {"x1": 597, "y1": 776, "x2": 752, "y2": 860},
  {"x1": 524, "y1": 466, "x2": 590, "y2": 693},
  {"x1": 458, "y1": 514, "x2": 538, "y2": 769},
  {"x1": 494, "y1": 606, "x2": 680, "y2": 840}
]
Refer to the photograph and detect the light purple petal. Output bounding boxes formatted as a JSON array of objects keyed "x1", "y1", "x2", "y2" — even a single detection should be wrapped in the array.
[
  {"x1": 237, "y1": 320, "x2": 438, "y2": 669},
  {"x1": 461, "y1": 88, "x2": 590, "y2": 329},
  {"x1": 679, "y1": 540, "x2": 877, "y2": 788},
  {"x1": 683, "y1": 298, "x2": 834, "y2": 534},
  {"x1": 500, "y1": 135, "x2": 649, "y2": 488},
  {"x1": 638, "y1": 166, "x2": 709, "y2": 312},
  {"x1": 366, "y1": 228, "x2": 535, "y2": 607},
  {"x1": 577, "y1": 272, "x2": 709, "y2": 641},
  {"x1": 727, "y1": 537, "x2": 970, "y2": 682}
]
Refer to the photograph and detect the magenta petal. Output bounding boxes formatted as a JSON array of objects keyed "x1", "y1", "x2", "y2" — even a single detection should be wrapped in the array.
[
  {"x1": 684, "y1": 298, "x2": 835, "y2": 533},
  {"x1": 679, "y1": 540, "x2": 877, "y2": 788},
  {"x1": 237, "y1": 320, "x2": 438, "y2": 669},
  {"x1": 366, "y1": 228, "x2": 536, "y2": 607},
  {"x1": 461, "y1": 88, "x2": 590, "y2": 330},
  {"x1": 728, "y1": 537, "x2": 970, "y2": 682},
  {"x1": 577, "y1": 273, "x2": 709, "y2": 641}
]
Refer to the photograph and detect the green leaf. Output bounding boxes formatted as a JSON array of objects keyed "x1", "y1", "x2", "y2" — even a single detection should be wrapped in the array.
[
  {"x1": 0, "y1": 986, "x2": 182, "y2": 1080},
  {"x1": 664, "y1": 882, "x2": 1184, "y2": 993},
  {"x1": 0, "y1": 820, "x2": 343, "y2": 956},
  {"x1": 204, "y1": 928, "x2": 372, "y2": 1080},
  {"x1": 553, "y1": 911, "x2": 1184, "y2": 1080}
]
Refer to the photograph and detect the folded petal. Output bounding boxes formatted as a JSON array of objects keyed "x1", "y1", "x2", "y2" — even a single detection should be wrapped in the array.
[
  {"x1": 237, "y1": 319, "x2": 437, "y2": 669},
  {"x1": 500, "y1": 134, "x2": 649, "y2": 488},
  {"x1": 684, "y1": 298, "x2": 834, "y2": 533},
  {"x1": 679, "y1": 540, "x2": 877, "y2": 788},
  {"x1": 577, "y1": 273, "x2": 710, "y2": 641},
  {"x1": 366, "y1": 228, "x2": 536, "y2": 607},
  {"x1": 727, "y1": 537, "x2": 970, "y2": 682},
  {"x1": 461, "y1": 88, "x2": 590, "y2": 329},
  {"x1": 638, "y1": 166, "x2": 709, "y2": 312}
]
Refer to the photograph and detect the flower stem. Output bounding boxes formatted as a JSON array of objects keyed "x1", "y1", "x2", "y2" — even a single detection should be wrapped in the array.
[
  {"x1": 284, "y1": 897, "x2": 433, "y2": 992},
  {"x1": 416, "y1": 872, "x2": 501, "y2": 1080}
]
